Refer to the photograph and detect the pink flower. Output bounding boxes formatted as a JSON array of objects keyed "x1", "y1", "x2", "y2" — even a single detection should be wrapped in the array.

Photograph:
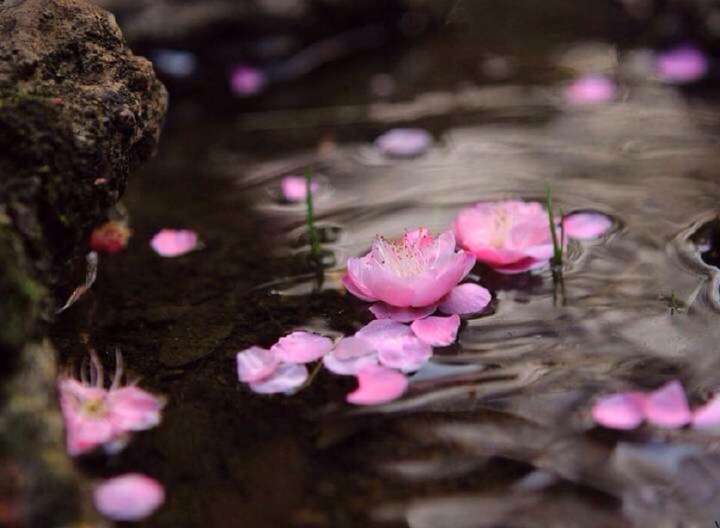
[
  {"x1": 280, "y1": 175, "x2": 318, "y2": 203},
  {"x1": 564, "y1": 74, "x2": 616, "y2": 105},
  {"x1": 346, "y1": 365, "x2": 409, "y2": 406},
  {"x1": 59, "y1": 351, "x2": 164, "y2": 456},
  {"x1": 656, "y1": 45, "x2": 708, "y2": 84},
  {"x1": 453, "y1": 201, "x2": 612, "y2": 274},
  {"x1": 150, "y1": 229, "x2": 199, "y2": 257},
  {"x1": 230, "y1": 65, "x2": 267, "y2": 96},
  {"x1": 591, "y1": 380, "x2": 692, "y2": 430},
  {"x1": 375, "y1": 128, "x2": 432, "y2": 158},
  {"x1": 93, "y1": 473, "x2": 165, "y2": 521},
  {"x1": 343, "y1": 228, "x2": 490, "y2": 321},
  {"x1": 90, "y1": 221, "x2": 131, "y2": 254},
  {"x1": 236, "y1": 331, "x2": 332, "y2": 395}
]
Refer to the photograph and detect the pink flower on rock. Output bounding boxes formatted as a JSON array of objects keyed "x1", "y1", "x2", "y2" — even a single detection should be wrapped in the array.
[
  {"x1": 59, "y1": 351, "x2": 164, "y2": 456},
  {"x1": 281, "y1": 175, "x2": 318, "y2": 203},
  {"x1": 93, "y1": 473, "x2": 165, "y2": 521},
  {"x1": 90, "y1": 221, "x2": 131, "y2": 254},
  {"x1": 343, "y1": 228, "x2": 490, "y2": 321},
  {"x1": 453, "y1": 201, "x2": 612, "y2": 274},
  {"x1": 150, "y1": 229, "x2": 199, "y2": 257}
]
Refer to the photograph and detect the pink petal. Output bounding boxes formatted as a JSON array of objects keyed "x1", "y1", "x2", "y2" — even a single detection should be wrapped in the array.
[
  {"x1": 493, "y1": 257, "x2": 548, "y2": 274},
  {"x1": 374, "y1": 128, "x2": 432, "y2": 158},
  {"x1": 280, "y1": 175, "x2": 318, "y2": 203},
  {"x1": 150, "y1": 229, "x2": 199, "y2": 257},
  {"x1": 236, "y1": 346, "x2": 279, "y2": 382},
  {"x1": 346, "y1": 365, "x2": 409, "y2": 405},
  {"x1": 230, "y1": 65, "x2": 266, "y2": 96},
  {"x1": 410, "y1": 315, "x2": 460, "y2": 346},
  {"x1": 65, "y1": 417, "x2": 115, "y2": 456},
  {"x1": 107, "y1": 386, "x2": 164, "y2": 432},
  {"x1": 248, "y1": 363, "x2": 308, "y2": 394},
  {"x1": 93, "y1": 474, "x2": 165, "y2": 521},
  {"x1": 591, "y1": 392, "x2": 646, "y2": 430},
  {"x1": 656, "y1": 46, "x2": 708, "y2": 84},
  {"x1": 322, "y1": 336, "x2": 378, "y2": 375},
  {"x1": 644, "y1": 380, "x2": 692, "y2": 429},
  {"x1": 369, "y1": 302, "x2": 438, "y2": 322},
  {"x1": 692, "y1": 394, "x2": 720, "y2": 430},
  {"x1": 271, "y1": 331, "x2": 333, "y2": 364},
  {"x1": 563, "y1": 212, "x2": 612, "y2": 240},
  {"x1": 564, "y1": 75, "x2": 616, "y2": 105},
  {"x1": 438, "y1": 283, "x2": 491, "y2": 315},
  {"x1": 377, "y1": 339, "x2": 432, "y2": 373},
  {"x1": 342, "y1": 273, "x2": 378, "y2": 302}
]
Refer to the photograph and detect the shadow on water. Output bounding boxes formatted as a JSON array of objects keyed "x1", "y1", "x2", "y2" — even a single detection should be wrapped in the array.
[{"x1": 50, "y1": 1, "x2": 720, "y2": 526}]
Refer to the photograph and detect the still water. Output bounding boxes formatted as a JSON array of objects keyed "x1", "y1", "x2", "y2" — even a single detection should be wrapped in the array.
[{"x1": 53, "y1": 2, "x2": 720, "y2": 526}]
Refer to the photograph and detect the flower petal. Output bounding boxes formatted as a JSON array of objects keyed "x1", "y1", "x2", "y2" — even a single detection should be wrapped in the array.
[
  {"x1": 93, "y1": 474, "x2": 165, "y2": 522},
  {"x1": 323, "y1": 337, "x2": 378, "y2": 376},
  {"x1": 692, "y1": 394, "x2": 720, "y2": 430},
  {"x1": 280, "y1": 175, "x2": 318, "y2": 203},
  {"x1": 591, "y1": 392, "x2": 646, "y2": 430},
  {"x1": 346, "y1": 365, "x2": 409, "y2": 405},
  {"x1": 342, "y1": 272, "x2": 378, "y2": 302},
  {"x1": 377, "y1": 339, "x2": 432, "y2": 373},
  {"x1": 369, "y1": 302, "x2": 438, "y2": 322},
  {"x1": 644, "y1": 380, "x2": 692, "y2": 429},
  {"x1": 271, "y1": 331, "x2": 333, "y2": 364},
  {"x1": 374, "y1": 128, "x2": 432, "y2": 158},
  {"x1": 248, "y1": 363, "x2": 308, "y2": 394},
  {"x1": 563, "y1": 212, "x2": 612, "y2": 240},
  {"x1": 236, "y1": 346, "x2": 279, "y2": 383},
  {"x1": 410, "y1": 315, "x2": 461, "y2": 346},
  {"x1": 107, "y1": 386, "x2": 164, "y2": 432},
  {"x1": 150, "y1": 229, "x2": 199, "y2": 257},
  {"x1": 438, "y1": 284, "x2": 491, "y2": 315}
]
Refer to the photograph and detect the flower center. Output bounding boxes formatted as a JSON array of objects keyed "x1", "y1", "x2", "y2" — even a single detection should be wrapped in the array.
[
  {"x1": 81, "y1": 397, "x2": 108, "y2": 418},
  {"x1": 374, "y1": 237, "x2": 431, "y2": 278}
]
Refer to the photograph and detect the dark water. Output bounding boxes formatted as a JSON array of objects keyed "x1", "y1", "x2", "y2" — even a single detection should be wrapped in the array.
[{"x1": 51, "y1": 2, "x2": 720, "y2": 526}]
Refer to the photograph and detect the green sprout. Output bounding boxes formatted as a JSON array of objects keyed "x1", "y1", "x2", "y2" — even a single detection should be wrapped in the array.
[
  {"x1": 304, "y1": 167, "x2": 321, "y2": 261},
  {"x1": 545, "y1": 184, "x2": 563, "y2": 268}
]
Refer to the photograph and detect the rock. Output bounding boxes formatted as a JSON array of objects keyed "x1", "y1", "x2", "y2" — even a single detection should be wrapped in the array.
[{"x1": 0, "y1": 0, "x2": 167, "y2": 525}]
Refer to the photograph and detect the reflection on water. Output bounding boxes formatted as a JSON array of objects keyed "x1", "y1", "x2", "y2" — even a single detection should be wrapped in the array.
[{"x1": 50, "y1": 7, "x2": 720, "y2": 527}]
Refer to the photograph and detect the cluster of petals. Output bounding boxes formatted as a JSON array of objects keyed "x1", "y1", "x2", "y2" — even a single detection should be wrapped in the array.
[
  {"x1": 592, "y1": 380, "x2": 720, "y2": 431},
  {"x1": 58, "y1": 351, "x2": 165, "y2": 456},
  {"x1": 280, "y1": 175, "x2": 318, "y2": 203},
  {"x1": 374, "y1": 128, "x2": 433, "y2": 158},
  {"x1": 93, "y1": 473, "x2": 165, "y2": 521},
  {"x1": 453, "y1": 201, "x2": 611, "y2": 274},
  {"x1": 564, "y1": 74, "x2": 616, "y2": 105},
  {"x1": 90, "y1": 221, "x2": 131, "y2": 254},
  {"x1": 150, "y1": 229, "x2": 200, "y2": 257},
  {"x1": 343, "y1": 228, "x2": 491, "y2": 321}
]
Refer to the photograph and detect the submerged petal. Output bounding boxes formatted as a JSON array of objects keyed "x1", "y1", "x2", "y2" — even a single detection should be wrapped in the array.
[
  {"x1": 346, "y1": 365, "x2": 409, "y2": 405},
  {"x1": 644, "y1": 380, "x2": 692, "y2": 429},
  {"x1": 438, "y1": 284, "x2": 491, "y2": 315},
  {"x1": 563, "y1": 212, "x2": 612, "y2": 240},
  {"x1": 150, "y1": 229, "x2": 199, "y2": 257},
  {"x1": 591, "y1": 392, "x2": 646, "y2": 430},
  {"x1": 236, "y1": 346, "x2": 279, "y2": 383},
  {"x1": 369, "y1": 302, "x2": 437, "y2": 322},
  {"x1": 249, "y1": 363, "x2": 308, "y2": 394},
  {"x1": 411, "y1": 315, "x2": 460, "y2": 346},
  {"x1": 93, "y1": 474, "x2": 165, "y2": 521},
  {"x1": 271, "y1": 331, "x2": 333, "y2": 364}
]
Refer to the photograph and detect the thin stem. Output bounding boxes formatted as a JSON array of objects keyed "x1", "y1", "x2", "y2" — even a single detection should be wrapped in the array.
[
  {"x1": 545, "y1": 184, "x2": 562, "y2": 266},
  {"x1": 300, "y1": 360, "x2": 324, "y2": 391},
  {"x1": 305, "y1": 168, "x2": 321, "y2": 261}
]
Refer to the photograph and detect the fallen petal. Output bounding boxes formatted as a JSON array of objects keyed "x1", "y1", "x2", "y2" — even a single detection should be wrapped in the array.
[
  {"x1": 93, "y1": 473, "x2": 164, "y2": 521},
  {"x1": 563, "y1": 211, "x2": 612, "y2": 240},
  {"x1": 150, "y1": 229, "x2": 199, "y2": 257},
  {"x1": 280, "y1": 175, "x2": 318, "y2": 203},
  {"x1": 236, "y1": 346, "x2": 279, "y2": 383},
  {"x1": 438, "y1": 284, "x2": 491, "y2": 315},
  {"x1": 369, "y1": 302, "x2": 438, "y2": 322},
  {"x1": 374, "y1": 128, "x2": 432, "y2": 158},
  {"x1": 410, "y1": 315, "x2": 461, "y2": 346},
  {"x1": 564, "y1": 74, "x2": 616, "y2": 105},
  {"x1": 692, "y1": 394, "x2": 720, "y2": 430},
  {"x1": 323, "y1": 337, "x2": 378, "y2": 375},
  {"x1": 656, "y1": 45, "x2": 708, "y2": 84},
  {"x1": 346, "y1": 365, "x2": 409, "y2": 405},
  {"x1": 644, "y1": 380, "x2": 692, "y2": 429},
  {"x1": 377, "y1": 340, "x2": 432, "y2": 373},
  {"x1": 591, "y1": 392, "x2": 646, "y2": 430},
  {"x1": 249, "y1": 363, "x2": 308, "y2": 394},
  {"x1": 271, "y1": 331, "x2": 333, "y2": 364}
]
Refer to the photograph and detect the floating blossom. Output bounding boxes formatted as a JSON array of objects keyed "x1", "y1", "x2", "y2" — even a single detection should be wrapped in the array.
[
  {"x1": 453, "y1": 201, "x2": 612, "y2": 274},
  {"x1": 150, "y1": 229, "x2": 199, "y2": 257},
  {"x1": 591, "y1": 380, "x2": 702, "y2": 431},
  {"x1": 230, "y1": 65, "x2": 267, "y2": 97},
  {"x1": 280, "y1": 175, "x2": 318, "y2": 203},
  {"x1": 656, "y1": 45, "x2": 708, "y2": 84},
  {"x1": 564, "y1": 74, "x2": 616, "y2": 105},
  {"x1": 93, "y1": 473, "x2": 165, "y2": 521},
  {"x1": 375, "y1": 128, "x2": 432, "y2": 158},
  {"x1": 346, "y1": 365, "x2": 409, "y2": 406},
  {"x1": 59, "y1": 350, "x2": 164, "y2": 456},
  {"x1": 343, "y1": 228, "x2": 490, "y2": 321},
  {"x1": 236, "y1": 331, "x2": 331, "y2": 395},
  {"x1": 90, "y1": 221, "x2": 131, "y2": 254}
]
